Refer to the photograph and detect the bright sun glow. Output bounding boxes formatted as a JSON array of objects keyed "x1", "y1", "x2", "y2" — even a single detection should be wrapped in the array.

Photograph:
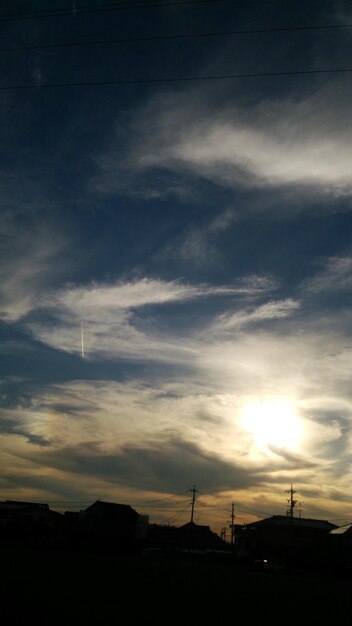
[{"x1": 241, "y1": 398, "x2": 302, "y2": 452}]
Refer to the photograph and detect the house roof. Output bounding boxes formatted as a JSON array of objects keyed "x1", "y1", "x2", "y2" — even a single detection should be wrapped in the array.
[
  {"x1": 0, "y1": 500, "x2": 49, "y2": 511},
  {"x1": 177, "y1": 521, "x2": 230, "y2": 550},
  {"x1": 245, "y1": 515, "x2": 337, "y2": 531},
  {"x1": 179, "y1": 521, "x2": 211, "y2": 532},
  {"x1": 0, "y1": 500, "x2": 62, "y2": 520},
  {"x1": 330, "y1": 523, "x2": 352, "y2": 535},
  {"x1": 84, "y1": 500, "x2": 139, "y2": 517}
]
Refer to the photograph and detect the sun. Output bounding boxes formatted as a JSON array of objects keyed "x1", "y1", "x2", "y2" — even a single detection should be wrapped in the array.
[{"x1": 241, "y1": 398, "x2": 302, "y2": 452}]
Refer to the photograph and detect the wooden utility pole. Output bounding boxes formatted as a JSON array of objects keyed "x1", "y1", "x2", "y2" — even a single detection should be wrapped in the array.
[
  {"x1": 229, "y1": 502, "x2": 235, "y2": 546},
  {"x1": 285, "y1": 484, "x2": 297, "y2": 519},
  {"x1": 189, "y1": 484, "x2": 199, "y2": 523}
]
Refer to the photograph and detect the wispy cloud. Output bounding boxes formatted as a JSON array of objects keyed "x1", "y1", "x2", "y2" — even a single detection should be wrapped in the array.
[
  {"x1": 17, "y1": 437, "x2": 268, "y2": 495},
  {"x1": 0, "y1": 219, "x2": 66, "y2": 322},
  {"x1": 212, "y1": 298, "x2": 300, "y2": 332},
  {"x1": 109, "y1": 81, "x2": 352, "y2": 200},
  {"x1": 1, "y1": 370, "x2": 351, "y2": 511},
  {"x1": 2, "y1": 288, "x2": 352, "y2": 515},
  {"x1": 302, "y1": 256, "x2": 352, "y2": 295},
  {"x1": 160, "y1": 208, "x2": 237, "y2": 266},
  {"x1": 42, "y1": 277, "x2": 234, "y2": 317},
  {"x1": 25, "y1": 275, "x2": 276, "y2": 361}
]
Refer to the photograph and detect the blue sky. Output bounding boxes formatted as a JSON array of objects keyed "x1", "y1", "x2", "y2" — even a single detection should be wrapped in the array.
[{"x1": 2, "y1": 0, "x2": 352, "y2": 527}]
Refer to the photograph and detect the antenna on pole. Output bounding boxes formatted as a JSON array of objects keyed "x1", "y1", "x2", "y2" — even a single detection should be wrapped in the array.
[
  {"x1": 80, "y1": 322, "x2": 85, "y2": 359},
  {"x1": 285, "y1": 484, "x2": 297, "y2": 519},
  {"x1": 189, "y1": 485, "x2": 199, "y2": 523},
  {"x1": 229, "y1": 502, "x2": 235, "y2": 546}
]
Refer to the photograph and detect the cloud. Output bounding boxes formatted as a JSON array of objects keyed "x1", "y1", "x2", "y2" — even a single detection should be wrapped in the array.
[
  {"x1": 266, "y1": 446, "x2": 318, "y2": 469},
  {"x1": 0, "y1": 416, "x2": 51, "y2": 447},
  {"x1": 160, "y1": 208, "x2": 237, "y2": 266},
  {"x1": 0, "y1": 217, "x2": 66, "y2": 322},
  {"x1": 107, "y1": 81, "x2": 352, "y2": 200},
  {"x1": 2, "y1": 334, "x2": 352, "y2": 515},
  {"x1": 0, "y1": 380, "x2": 248, "y2": 458},
  {"x1": 42, "y1": 277, "x2": 232, "y2": 317},
  {"x1": 22, "y1": 437, "x2": 267, "y2": 495},
  {"x1": 302, "y1": 256, "x2": 352, "y2": 295},
  {"x1": 212, "y1": 298, "x2": 300, "y2": 332},
  {"x1": 26, "y1": 275, "x2": 276, "y2": 361},
  {"x1": 2, "y1": 258, "x2": 352, "y2": 514}
]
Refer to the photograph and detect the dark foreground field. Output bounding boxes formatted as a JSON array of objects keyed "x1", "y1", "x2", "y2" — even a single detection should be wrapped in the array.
[{"x1": 1, "y1": 543, "x2": 351, "y2": 624}]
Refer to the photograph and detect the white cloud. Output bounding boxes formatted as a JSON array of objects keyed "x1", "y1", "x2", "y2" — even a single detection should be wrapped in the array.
[
  {"x1": 302, "y1": 256, "x2": 352, "y2": 294},
  {"x1": 121, "y1": 81, "x2": 352, "y2": 198},
  {"x1": 26, "y1": 275, "x2": 276, "y2": 361},
  {"x1": 43, "y1": 278, "x2": 215, "y2": 319},
  {"x1": 213, "y1": 298, "x2": 300, "y2": 332},
  {"x1": 160, "y1": 208, "x2": 237, "y2": 266},
  {"x1": 0, "y1": 219, "x2": 66, "y2": 322},
  {"x1": 3, "y1": 284, "x2": 352, "y2": 514}
]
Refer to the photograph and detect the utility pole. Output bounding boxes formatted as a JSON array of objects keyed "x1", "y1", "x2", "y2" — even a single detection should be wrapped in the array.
[
  {"x1": 229, "y1": 502, "x2": 235, "y2": 546},
  {"x1": 285, "y1": 484, "x2": 297, "y2": 520},
  {"x1": 189, "y1": 484, "x2": 199, "y2": 523}
]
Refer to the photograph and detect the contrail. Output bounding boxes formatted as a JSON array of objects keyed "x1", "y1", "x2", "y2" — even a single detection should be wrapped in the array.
[{"x1": 81, "y1": 322, "x2": 85, "y2": 359}]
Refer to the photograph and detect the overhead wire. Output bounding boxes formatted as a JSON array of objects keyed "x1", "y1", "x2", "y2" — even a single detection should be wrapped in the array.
[
  {"x1": 2, "y1": 495, "x2": 349, "y2": 525},
  {"x1": 157, "y1": 502, "x2": 191, "y2": 525},
  {"x1": 2, "y1": 23, "x2": 352, "y2": 54},
  {"x1": 0, "y1": 0, "x2": 229, "y2": 23},
  {"x1": 2, "y1": 67, "x2": 352, "y2": 92},
  {"x1": 131, "y1": 490, "x2": 189, "y2": 505},
  {"x1": 138, "y1": 501, "x2": 192, "y2": 512}
]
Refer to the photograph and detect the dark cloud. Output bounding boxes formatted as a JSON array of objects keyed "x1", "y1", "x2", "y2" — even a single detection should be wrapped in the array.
[
  {"x1": 325, "y1": 487, "x2": 352, "y2": 503},
  {"x1": 18, "y1": 437, "x2": 270, "y2": 495},
  {"x1": 267, "y1": 445, "x2": 318, "y2": 469},
  {"x1": 303, "y1": 409, "x2": 352, "y2": 465},
  {"x1": 0, "y1": 472, "x2": 90, "y2": 503},
  {"x1": 0, "y1": 417, "x2": 51, "y2": 447}
]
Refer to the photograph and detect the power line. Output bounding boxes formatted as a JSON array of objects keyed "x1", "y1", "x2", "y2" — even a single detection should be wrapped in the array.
[
  {"x1": 2, "y1": 67, "x2": 352, "y2": 92},
  {"x1": 134, "y1": 490, "x2": 189, "y2": 505},
  {"x1": 157, "y1": 502, "x2": 191, "y2": 525},
  {"x1": 0, "y1": 0, "x2": 228, "y2": 23},
  {"x1": 140, "y1": 498, "x2": 191, "y2": 505},
  {"x1": 3, "y1": 23, "x2": 352, "y2": 54},
  {"x1": 139, "y1": 501, "x2": 191, "y2": 510},
  {"x1": 234, "y1": 504, "x2": 270, "y2": 517}
]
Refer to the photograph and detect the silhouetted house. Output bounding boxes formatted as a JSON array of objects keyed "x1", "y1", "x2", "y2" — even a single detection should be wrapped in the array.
[
  {"x1": 64, "y1": 510, "x2": 80, "y2": 525},
  {"x1": 80, "y1": 500, "x2": 145, "y2": 546},
  {"x1": 330, "y1": 522, "x2": 352, "y2": 545},
  {"x1": 0, "y1": 500, "x2": 62, "y2": 537},
  {"x1": 145, "y1": 521, "x2": 230, "y2": 554},
  {"x1": 236, "y1": 515, "x2": 337, "y2": 564},
  {"x1": 177, "y1": 521, "x2": 230, "y2": 553},
  {"x1": 328, "y1": 523, "x2": 352, "y2": 566},
  {"x1": 147, "y1": 523, "x2": 179, "y2": 550},
  {"x1": 63, "y1": 510, "x2": 81, "y2": 540}
]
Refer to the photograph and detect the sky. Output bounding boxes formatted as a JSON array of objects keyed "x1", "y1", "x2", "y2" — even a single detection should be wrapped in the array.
[{"x1": 2, "y1": 0, "x2": 352, "y2": 530}]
